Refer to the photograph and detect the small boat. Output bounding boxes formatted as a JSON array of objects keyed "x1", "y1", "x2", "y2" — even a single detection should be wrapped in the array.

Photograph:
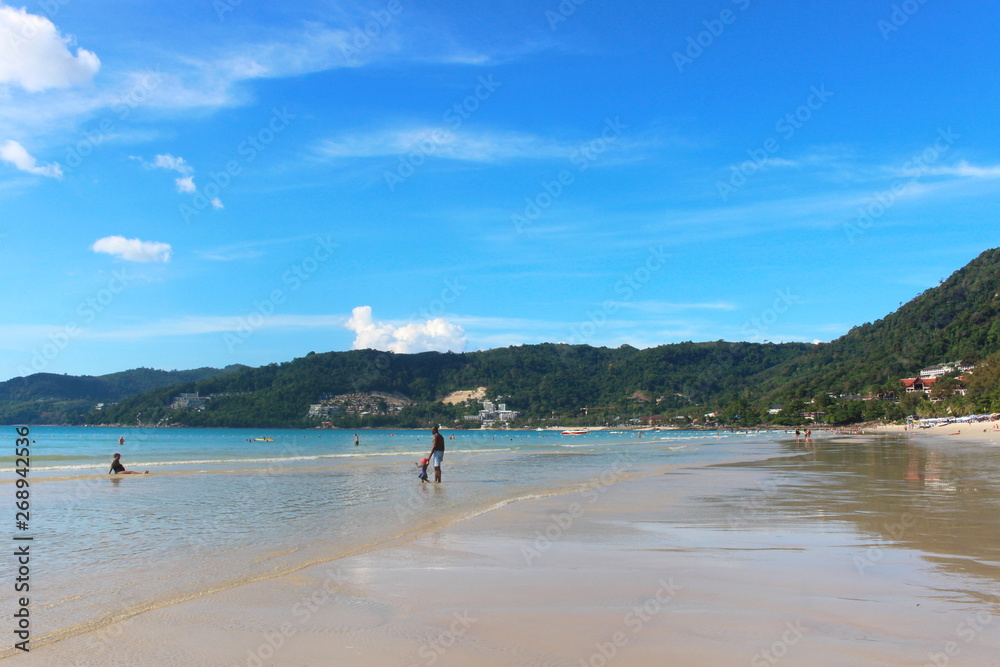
[{"x1": 561, "y1": 430, "x2": 588, "y2": 435}]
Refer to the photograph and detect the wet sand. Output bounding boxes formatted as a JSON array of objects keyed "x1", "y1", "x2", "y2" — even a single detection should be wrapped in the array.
[{"x1": 14, "y1": 432, "x2": 1000, "y2": 666}]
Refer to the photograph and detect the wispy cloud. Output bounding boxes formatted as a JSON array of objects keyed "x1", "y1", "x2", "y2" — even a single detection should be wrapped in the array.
[
  {"x1": 617, "y1": 300, "x2": 739, "y2": 313},
  {"x1": 0, "y1": 7, "x2": 513, "y2": 148},
  {"x1": 0, "y1": 139, "x2": 62, "y2": 178},
  {"x1": 131, "y1": 153, "x2": 225, "y2": 207},
  {"x1": 194, "y1": 233, "x2": 338, "y2": 262},
  {"x1": 133, "y1": 153, "x2": 196, "y2": 193},
  {"x1": 317, "y1": 127, "x2": 575, "y2": 163},
  {"x1": 923, "y1": 161, "x2": 1000, "y2": 179},
  {"x1": 87, "y1": 314, "x2": 347, "y2": 340}
]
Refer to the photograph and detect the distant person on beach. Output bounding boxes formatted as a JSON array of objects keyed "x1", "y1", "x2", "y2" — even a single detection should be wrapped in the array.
[
  {"x1": 427, "y1": 425, "x2": 444, "y2": 483},
  {"x1": 416, "y1": 457, "x2": 430, "y2": 482},
  {"x1": 118, "y1": 435, "x2": 125, "y2": 446},
  {"x1": 354, "y1": 433, "x2": 359, "y2": 446},
  {"x1": 109, "y1": 453, "x2": 147, "y2": 475}
]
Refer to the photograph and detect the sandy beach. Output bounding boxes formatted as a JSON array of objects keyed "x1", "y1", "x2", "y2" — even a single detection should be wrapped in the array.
[
  {"x1": 880, "y1": 420, "x2": 1000, "y2": 444},
  {"x1": 11, "y1": 429, "x2": 1000, "y2": 667}
]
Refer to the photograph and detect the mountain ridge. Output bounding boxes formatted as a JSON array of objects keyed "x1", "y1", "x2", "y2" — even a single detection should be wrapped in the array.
[{"x1": 9, "y1": 248, "x2": 1000, "y2": 427}]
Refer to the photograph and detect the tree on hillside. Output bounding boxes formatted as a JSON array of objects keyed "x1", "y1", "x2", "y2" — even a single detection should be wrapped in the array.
[
  {"x1": 899, "y1": 391, "x2": 927, "y2": 417},
  {"x1": 967, "y1": 350, "x2": 1000, "y2": 411}
]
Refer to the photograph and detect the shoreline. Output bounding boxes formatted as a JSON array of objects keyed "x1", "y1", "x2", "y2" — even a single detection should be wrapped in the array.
[{"x1": 16, "y1": 430, "x2": 1000, "y2": 666}]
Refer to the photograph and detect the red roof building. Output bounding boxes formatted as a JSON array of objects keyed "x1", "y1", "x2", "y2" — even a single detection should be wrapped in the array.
[{"x1": 900, "y1": 377, "x2": 938, "y2": 393}]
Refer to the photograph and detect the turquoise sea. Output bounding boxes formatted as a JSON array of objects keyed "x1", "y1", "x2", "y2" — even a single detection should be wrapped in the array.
[{"x1": 1, "y1": 426, "x2": 785, "y2": 644}]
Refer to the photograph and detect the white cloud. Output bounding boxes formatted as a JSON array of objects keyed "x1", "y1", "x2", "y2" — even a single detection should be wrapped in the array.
[
  {"x1": 134, "y1": 153, "x2": 224, "y2": 205},
  {"x1": 92, "y1": 235, "x2": 172, "y2": 263},
  {"x1": 175, "y1": 175, "x2": 196, "y2": 193},
  {"x1": 0, "y1": 139, "x2": 62, "y2": 178},
  {"x1": 0, "y1": 4, "x2": 100, "y2": 92},
  {"x1": 146, "y1": 153, "x2": 198, "y2": 193},
  {"x1": 346, "y1": 305, "x2": 466, "y2": 353},
  {"x1": 152, "y1": 154, "x2": 193, "y2": 174},
  {"x1": 924, "y1": 161, "x2": 1000, "y2": 179}
]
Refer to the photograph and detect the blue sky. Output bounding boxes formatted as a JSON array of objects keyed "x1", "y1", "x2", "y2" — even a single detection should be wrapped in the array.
[{"x1": 2, "y1": 0, "x2": 999, "y2": 381}]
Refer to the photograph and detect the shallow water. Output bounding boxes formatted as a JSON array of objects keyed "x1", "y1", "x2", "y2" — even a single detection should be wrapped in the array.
[
  {"x1": 4, "y1": 426, "x2": 999, "y2": 661},
  {"x1": 1, "y1": 426, "x2": 782, "y2": 643}
]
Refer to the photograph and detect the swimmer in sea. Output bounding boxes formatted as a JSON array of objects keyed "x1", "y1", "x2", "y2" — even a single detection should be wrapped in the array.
[{"x1": 109, "y1": 453, "x2": 147, "y2": 475}]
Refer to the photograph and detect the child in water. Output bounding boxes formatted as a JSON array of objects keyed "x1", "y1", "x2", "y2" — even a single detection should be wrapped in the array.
[{"x1": 416, "y1": 457, "x2": 430, "y2": 483}]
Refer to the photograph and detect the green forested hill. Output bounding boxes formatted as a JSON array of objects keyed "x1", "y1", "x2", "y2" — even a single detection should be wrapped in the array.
[
  {"x1": 89, "y1": 343, "x2": 813, "y2": 428},
  {"x1": 0, "y1": 366, "x2": 247, "y2": 424},
  {"x1": 755, "y1": 247, "x2": 1000, "y2": 400},
  {"x1": 25, "y1": 248, "x2": 1000, "y2": 427}
]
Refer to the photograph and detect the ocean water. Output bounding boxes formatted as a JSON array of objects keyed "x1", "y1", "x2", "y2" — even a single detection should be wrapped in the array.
[{"x1": 1, "y1": 426, "x2": 788, "y2": 642}]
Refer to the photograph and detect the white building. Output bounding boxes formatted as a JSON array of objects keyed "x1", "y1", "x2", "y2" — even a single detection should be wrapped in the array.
[{"x1": 919, "y1": 361, "x2": 975, "y2": 379}]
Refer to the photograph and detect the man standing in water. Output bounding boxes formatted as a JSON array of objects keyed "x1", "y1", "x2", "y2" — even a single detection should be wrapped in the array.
[{"x1": 427, "y1": 425, "x2": 444, "y2": 483}]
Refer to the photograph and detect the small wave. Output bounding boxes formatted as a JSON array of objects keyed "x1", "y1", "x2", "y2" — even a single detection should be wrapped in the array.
[{"x1": 1, "y1": 447, "x2": 519, "y2": 473}]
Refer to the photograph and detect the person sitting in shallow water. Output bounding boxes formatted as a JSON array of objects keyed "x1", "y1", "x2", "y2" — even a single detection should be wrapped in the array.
[{"x1": 109, "y1": 453, "x2": 147, "y2": 475}]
